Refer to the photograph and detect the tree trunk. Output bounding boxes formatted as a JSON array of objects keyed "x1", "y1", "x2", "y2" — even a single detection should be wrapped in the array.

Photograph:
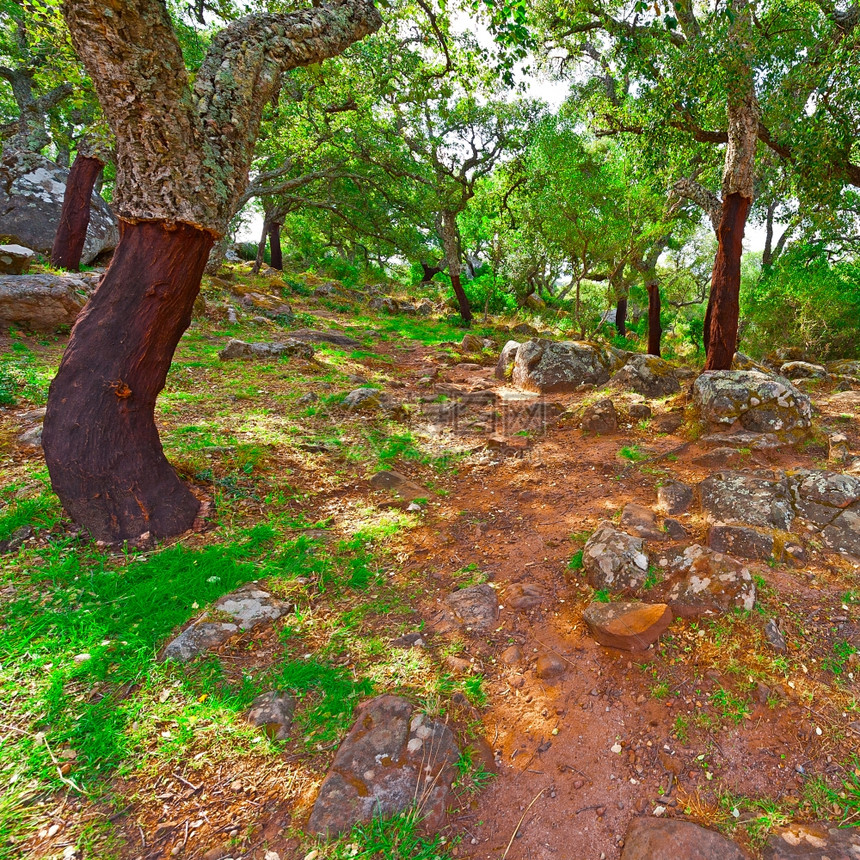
[
  {"x1": 42, "y1": 220, "x2": 213, "y2": 542},
  {"x1": 51, "y1": 153, "x2": 103, "y2": 271},
  {"x1": 268, "y1": 220, "x2": 283, "y2": 270},
  {"x1": 647, "y1": 282, "x2": 662, "y2": 356},
  {"x1": 252, "y1": 215, "x2": 269, "y2": 275},
  {"x1": 420, "y1": 261, "x2": 444, "y2": 283},
  {"x1": 704, "y1": 192, "x2": 751, "y2": 370},
  {"x1": 450, "y1": 273, "x2": 472, "y2": 324},
  {"x1": 438, "y1": 210, "x2": 471, "y2": 323},
  {"x1": 616, "y1": 297, "x2": 628, "y2": 337}
]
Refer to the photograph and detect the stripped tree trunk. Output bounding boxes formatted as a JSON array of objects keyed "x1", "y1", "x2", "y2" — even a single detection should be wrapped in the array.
[
  {"x1": 615, "y1": 297, "x2": 627, "y2": 337},
  {"x1": 704, "y1": 0, "x2": 759, "y2": 370},
  {"x1": 269, "y1": 220, "x2": 283, "y2": 270},
  {"x1": 43, "y1": 0, "x2": 381, "y2": 542},
  {"x1": 438, "y1": 210, "x2": 472, "y2": 323},
  {"x1": 647, "y1": 280, "x2": 662, "y2": 357},
  {"x1": 51, "y1": 151, "x2": 104, "y2": 270},
  {"x1": 253, "y1": 214, "x2": 270, "y2": 275}
]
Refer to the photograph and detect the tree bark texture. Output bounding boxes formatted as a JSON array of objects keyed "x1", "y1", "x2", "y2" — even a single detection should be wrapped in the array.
[
  {"x1": 43, "y1": 220, "x2": 213, "y2": 542},
  {"x1": 420, "y1": 261, "x2": 444, "y2": 283},
  {"x1": 51, "y1": 152, "x2": 103, "y2": 270},
  {"x1": 268, "y1": 220, "x2": 283, "y2": 270},
  {"x1": 438, "y1": 210, "x2": 471, "y2": 323},
  {"x1": 615, "y1": 297, "x2": 627, "y2": 337},
  {"x1": 646, "y1": 282, "x2": 662, "y2": 356},
  {"x1": 704, "y1": 192, "x2": 751, "y2": 370}
]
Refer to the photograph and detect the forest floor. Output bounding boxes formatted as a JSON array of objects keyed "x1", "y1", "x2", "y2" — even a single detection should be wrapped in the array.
[{"x1": 1, "y1": 265, "x2": 859, "y2": 860}]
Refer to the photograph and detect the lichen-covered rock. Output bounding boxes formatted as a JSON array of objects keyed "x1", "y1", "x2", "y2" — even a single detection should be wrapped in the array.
[
  {"x1": 790, "y1": 469, "x2": 860, "y2": 525},
  {"x1": 827, "y1": 359, "x2": 860, "y2": 378},
  {"x1": 246, "y1": 691, "x2": 295, "y2": 740},
  {"x1": 218, "y1": 338, "x2": 314, "y2": 361},
  {"x1": 580, "y1": 399, "x2": 618, "y2": 434},
  {"x1": 0, "y1": 273, "x2": 87, "y2": 329},
  {"x1": 442, "y1": 583, "x2": 499, "y2": 632},
  {"x1": 512, "y1": 339, "x2": 624, "y2": 394},
  {"x1": 620, "y1": 503, "x2": 665, "y2": 541},
  {"x1": 0, "y1": 151, "x2": 117, "y2": 264},
  {"x1": 308, "y1": 695, "x2": 459, "y2": 838},
  {"x1": 610, "y1": 354, "x2": 681, "y2": 398},
  {"x1": 235, "y1": 290, "x2": 293, "y2": 320},
  {"x1": 415, "y1": 298, "x2": 434, "y2": 316},
  {"x1": 584, "y1": 601, "x2": 673, "y2": 651},
  {"x1": 0, "y1": 244, "x2": 35, "y2": 274},
  {"x1": 622, "y1": 818, "x2": 747, "y2": 860},
  {"x1": 368, "y1": 295, "x2": 399, "y2": 313},
  {"x1": 707, "y1": 525, "x2": 775, "y2": 561},
  {"x1": 700, "y1": 470, "x2": 794, "y2": 531},
  {"x1": 461, "y1": 333, "x2": 484, "y2": 353},
  {"x1": 511, "y1": 322, "x2": 538, "y2": 337},
  {"x1": 584, "y1": 523, "x2": 649, "y2": 594},
  {"x1": 693, "y1": 370, "x2": 812, "y2": 439},
  {"x1": 657, "y1": 544, "x2": 756, "y2": 617},
  {"x1": 733, "y1": 352, "x2": 768, "y2": 372},
  {"x1": 763, "y1": 822, "x2": 860, "y2": 859},
  {"x1": 343, "y1": 387, "x2": 383, "y2": 410},
  {"x1": 780, "y1": 361, "x2": 827, "y2": 380},
  {"x1": 495, "y1": 339, "x2": 521, "y2": 380},
  {"x1": 657, "y1": 480, "x2": 693, "y2": 515}
]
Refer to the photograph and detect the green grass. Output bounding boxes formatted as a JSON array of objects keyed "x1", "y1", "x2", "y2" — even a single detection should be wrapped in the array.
[
  {"x1": 618, "y1": 444, "x2": 646, "y2": 462},
  {"x1": 710, "y1": 687, "x2": 751, "y2": 724},
  {"x1": 568, "y1": 549, "x2": 584, "y2": 570}
]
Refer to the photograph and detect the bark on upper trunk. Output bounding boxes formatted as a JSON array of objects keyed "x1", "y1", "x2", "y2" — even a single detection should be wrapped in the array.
[
  {"x1": 51, "y1": 152, "x2": 104, "y2": 270},
  {"x1": 438, "y1": 210, "x2": 471, "y2": 323},
  {"x1": 646, "y1": 281, "x2": 662, "y2": 356},
  {"x1": 615, "y1": 297, "x2": 627, "y2": 337},
  {"x1": 268, "y1": 220, "x2": 283, "y2": 270}
]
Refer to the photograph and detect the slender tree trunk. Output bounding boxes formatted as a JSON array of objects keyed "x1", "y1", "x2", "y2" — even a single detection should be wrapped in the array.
[
  {"x1": 43, "y1": 221, "x2": 213, "y2": 542},
  {"x1": 438, "y1": 210, "x2": 471, "y2": 323},
  {"x1": 51, "y1": 153, "x2": 103, "y2": 271},
  {"x1": 268, "y1": 220, "x2": 283, "y2": 270},
  {"x1": 647, "y1": 281, "x2": 662, "y2": 356},
  {"x1": 420, "y1": 262, "x2": 444, "y2": 283},
  {"x1": 704, "y1": 193, "x2": 751, "y2": 369},
  {"x1": 252, "y1": 215, "x2": 269, "y2": 274},
  {"x1": 616, "y1": 297, "x2": 628, "y2": 337}
]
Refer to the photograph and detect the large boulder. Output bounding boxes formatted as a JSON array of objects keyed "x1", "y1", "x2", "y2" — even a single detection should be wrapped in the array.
[
  {"x1": 584, "y1": 523, "x2": 649, "y2": 594},
  {"x1": 791, "y1": 471, "x2": 860, "y2": 558},
  {"x1": 308, "y1": 695, "x2": 459, "y2": 837},
  {"x1": 827, "y1": 359, "x2": 860, "y2": 378},
  {"x1": 700, "y1": 470, "x2": 794, "y2": 531},
  {"x1": 763, "y1": 822, "x2": 860, "y2": 859},
  {"x1": 511, "y1": 339, "x2": 624, "y2": 394},
  {"x1": 780, "y1": 361, "x2": 827, "y2": 380},
  {"x1": 495, "y1": 339, "x2": 521, "y2": 380},
  {"x1": 622, "y1": 818, "x2": 747, "y2": 860},
  {"x1": 0, "y1": 151, "x2": 118, "y2": 264},
  {"x1": 218, "y1": 338, "x2": 314, "y2": 361},
  {"x1": 610, "y1": 354, "x2": 681, "y2": 398},
  {"x1": 0, "y1": 273, "x2": 88, "y2": 329},
  {"x1": 692, "y1": 370, "x2": 812, "y2": 440},
  {"x1": 0, "y1": 244, "x2": 35, "y2": 274}
]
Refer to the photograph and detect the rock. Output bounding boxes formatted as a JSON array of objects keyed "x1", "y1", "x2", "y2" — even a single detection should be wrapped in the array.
[
  {"x1": 0, "y1": 525, "x2": 32, "y2": 554},
  {"x1": 443, "y1": 584, "x2": 499, "y2": 632},
  {"x1": 163, "y1": 584, "x2": 289, "y2": 662},
  {"x1": 627, "y1": 403, "x2": 652, "y2": 421},
  {"x1": 610, "y1": 354, "x2": 681, "y2": 398},
  {"x1": 790, "y1": 469, "x2": 860, "y2": 526},
  {"x1": 827, "y1": 359, "x2": 860, "y2": 378},
  {"x1": 828, "y1": 433, "x2": 850, "y2": 464},
  {"x1": 218, "y1": 338, "x2": 314, "y2": 361},
  {"x1": 343, "y1": 387, "x2": 384, "y2": 410},
  {"x1": 236, "y1": 291, "x2": 293, "y2": 320},
  {"x1": 17, "y1": 424, "x2": 42, "y2": 447},
  {"x1": 246, "y1": 691, "x2": 295, "y2": 740},
  {"x1": 580, "y1": 399, "x2": 618, "y2": 434},
  {"x1": 500, "y1": 645, "x2": 522, "y2": 664},
  {"x1": 398, "y1": 301, "x2": 417, "y2": 315},
  {"x1": 524, "y1": 293, "x2": 546, "y2": 310},
  {"x1": 664, "y1": 519, "x2": 688, "y2": 540},
  {"x1": 0, "y1": 244, "x2": 35, "y2": 274},
  {"x1": 307, "y1": 695, "x2": 459, "y2": 838},
  {"x1": 495, "y1": 340, "x2": 521, "y2": 380},
  {"x1": 0, "y1": 273, "x2": 87, "y2": 329},
  {"x1": 535, "y1": 654, "x2": 565, "y2": 679},
  {"x1": 368, "y1": 470, "x2": 427, "y2": 502},
  {"x1": 512, "y1": 340, "x2": 623, "y2": 394},
  {"x1": 620, "y1": 503, "x2": 665, "y2": 541},
  {"x1": 780, "y1": 361, "x2": 827, "y2": 379},
  {"x1": 659, "y1": 544, "x2": 756, "y2": 618},
  {"x1": 621, "y1": 817, "x2": 747, "y2": 860},
  {"x1": 657, "y1": 481, "x2": 693, "y2": 515},
  {"x1": 821, "y1": 507, "x2": 860, "y2": 559},
  {"x1": 0, "y1": 151, "x2": 118, "y2": 264},
  {"x1": 19, "y1": 407, "x2": 46, "y2": 422},
  {"x1": 583, "y1": 601, "x2": 673, "y2": 651},
  {"x1": 583, "y1": 523, "x2": 649, "y2": 594},
  {"x1": 734, "y1": 352, "x2": 768, "y2": 372},
  {"x1": 652, "y1": 413, "x2": 685, "y2": 434},
  {"x1": 461, "y1": 334, "x2": 484, "y2": 353},
  {"x1": 368, "y1": 296, "x2": 399, "y2": 314},
  {"x1": 391, "y1": 631, "x2": 428, "y2": 648},
  {"x1": 511, "y1": 322, "x2": 538, "y2": 337},
  {"x1": 692, "y1": 447, "x2": 744, "y2": 468},
  {"x1": 701, "y1": 431, "x2": 781, "y2": 450},
  {"x1": 707, "y1": 525, "x2": 774, "y2": 561},
  {"x1": 444, "y1": 655, "x2": 471, "y2": 673},
  {"x1": 313, "y1": 283, "x2": 339, "y2": 297},
  {"x1": 763, "y1": 618, "x2": 787, "y2": 653},
  {"x1": 297, "y1": 392, "x2": 318, "y2": 405},
  {"x1": 506, "y1": 582, "x2": 544, "y2": 610},
  {"x1": 415, "y1": 298, "x2": 434, "y2": 316},
  {"x1": 692, "y1": 370, "x2": 812, "y2": 440},
  {"x1": 700, "y1": 470, "x2": 794, "y2": 530},
  {"x1": 290, "y1": 328, "x2": 361, "y2": 349},
  {"x1": 763, "y1": 822, "x2": 860, "y2": 859}
]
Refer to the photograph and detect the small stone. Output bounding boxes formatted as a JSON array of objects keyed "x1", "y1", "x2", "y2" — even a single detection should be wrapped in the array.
[
  {"x1": 535, "y1": 654, "x2": 565, "y2": 680},
  {"x1": 501, "y1": 645, "x2": 523, "y2": 664},
  {"x1": 620, "y1": 503, "x2": 665, "y2": 541},
  {"x1": 246, "y1": 691, "x2": 295, "y2": 740},
  {"x1": 611, "y1": 742, "x2": 623, "y2": 754},
  {"x1": 656, "y1": 481, "x2": 693, "y2": 515},
  {"x1": 763, "y1": 618, "x2": 787, "y2": 653},
  {"x1": 581, "y1": 399, "x2": 618, "y2": 434},
  {"x1": 583, "y1": 601, "x2": 673, "y2": 652},
  {"x1": 663, "y1": 519, "x2": 688, "y2": 540}
]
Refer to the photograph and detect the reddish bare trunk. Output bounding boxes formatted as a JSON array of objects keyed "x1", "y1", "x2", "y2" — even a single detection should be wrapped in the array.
[
  {"x1": 647, "y1": 282, "x2": 661, "y2": 356},
  {"x1": 51, "y1": 153, "x2": 103, "y2": 271},
  {"x1": 450, "y1": 273, "x2": 473, "y2": 324},
  {"x1": 704, "y1": 192, "x2": 751, "y2": 370},
  {"x1": 616, "y1": 297, "x2": 627, "y2": 337},
  {"x1": 43, "y1": 220, "x2": 213, "y2": 542},
  {"x1": 269, "y1": 221, "x2": 283, "y2": 270}
]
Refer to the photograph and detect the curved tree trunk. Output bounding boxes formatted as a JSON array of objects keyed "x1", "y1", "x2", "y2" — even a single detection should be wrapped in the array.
[
  {"x1": 438, "y1": 210, "x2": 471, "y2": 323},
  {"x1": 420, "y1": 261, "x2": 444, "y2": 283},
  {"x1": 51, "y1": 153, "x2": 104, "y2": 271},
  {"x1": 616, "y1": 297, "x2": 627, "y2": 337},
  {"x1": 704, "y1": 192, "x2": 751, "y2": 370},
  {"x1": 268, "y1": 220, "x2": 283, "y2": 270},
  {"x1": 252, "y1": 214, "x2": 270, "y2": 275},
  {"x1": 43, "y1": 220, "x2": 213, "y2": 542},
  {"x1": 647, "y1": 281, "x2": 662, "y2": 357}
]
